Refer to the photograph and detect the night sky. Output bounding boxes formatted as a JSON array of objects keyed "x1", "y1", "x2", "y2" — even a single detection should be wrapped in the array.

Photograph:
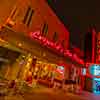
[{"x1": 47, "y1": 0, "x2": 100, "y2": 50}]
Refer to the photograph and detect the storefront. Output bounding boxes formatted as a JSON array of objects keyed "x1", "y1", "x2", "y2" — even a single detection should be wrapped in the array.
[
  {"x1": 21, "y1": 55, "x2": 66, "y2": 87},
  {"x1": 0, "y1": 26, "x2": 67, "y2": 82},
  {"x1": 0, "y1": 40, "x2": 23, "y2": 80},
  {"x1": 0, "y1": 26, "x2": 84, "y2": 89},
  {"x1": 84, "y1": 64, "x2": 100, "y2": 94}
]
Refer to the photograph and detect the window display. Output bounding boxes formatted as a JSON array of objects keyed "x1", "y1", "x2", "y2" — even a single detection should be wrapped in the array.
[{"x1": 93, "y1": 78, "x2": 100, "y2": 94}]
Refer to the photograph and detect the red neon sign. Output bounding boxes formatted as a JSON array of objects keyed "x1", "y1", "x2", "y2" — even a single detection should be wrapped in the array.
[
  {"x1": 30, "y1": 31, "x2": 64, "y2": 53},
  {"x1": 30, "y1": 31, "x2": 84, "y2": 64}
]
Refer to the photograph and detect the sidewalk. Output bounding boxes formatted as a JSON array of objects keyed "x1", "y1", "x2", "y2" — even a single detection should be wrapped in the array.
[
  {"x1": 4, "y1": 95, "x2": 24, "y2": 100},
  {"x1": 1, "y1": 84, "x2": 100, "y2": 100},
  {"x1": 3, "y1": 86, "x2": 54, "y2": 100},
  {"x1": 79, "y1": 91, "x2": 100, "y2": 100},
  {"x1": 30, "y1": 85, "x2": 100, "y2": 100},
  {"x1": 50, "y1": 87, "x2": 100, "y2": 100}
]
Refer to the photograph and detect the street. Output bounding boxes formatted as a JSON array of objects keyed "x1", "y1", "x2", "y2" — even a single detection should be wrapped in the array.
[
  {"x1": 1, "y1": 89, "x2": 83, "y2": 100},
  {"x1": 0, "y1": 86, "x2": 100, "y2": 100}
]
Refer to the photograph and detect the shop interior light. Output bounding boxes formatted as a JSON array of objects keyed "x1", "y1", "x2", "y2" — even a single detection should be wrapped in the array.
[
  {"x1": 28, "y1": 58, "x2": 32, "y2": 62},
  {"x1": 22, "y1": 55, "x2": 25, "y2": 58},
  {"x1": 82, "y1": 68, "x2": 86, "y2": 75},
  {"x1": 18, "y1": 43, "x2": 22, "y2": 47}
]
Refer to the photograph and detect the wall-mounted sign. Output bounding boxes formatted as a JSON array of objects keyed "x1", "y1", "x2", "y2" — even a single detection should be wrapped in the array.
[
  {"x1": 29, "y1": 31, "x2": 84, "y2": 64},
  {"x1": 30, "y1": 31, "x2": 64, "y2": 53},
  {"x1": 89, "y1": 64, "x2": 100, "y2": 76},
  {"x1": 96, "y1": 32, "x2": 100, "y2": 63}
]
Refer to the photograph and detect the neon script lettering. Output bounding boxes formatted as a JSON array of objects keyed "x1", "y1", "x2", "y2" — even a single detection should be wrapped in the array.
[{"x1": 30, "y1": 31, "x2": 84, "y2": 64}]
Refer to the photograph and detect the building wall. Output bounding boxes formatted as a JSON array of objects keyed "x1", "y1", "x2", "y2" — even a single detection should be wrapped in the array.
[
  {"x1": 1, "y1": 0, "x2": 69, "y2": 50},
  {"x1": 0, "y1": 0, "x2": 17, "y2": 26},
  {"x1": 0, "y1": 0, "x2": 77, "y2": 80}
]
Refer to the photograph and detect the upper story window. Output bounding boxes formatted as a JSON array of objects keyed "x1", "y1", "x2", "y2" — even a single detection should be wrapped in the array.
[
  {"x1": 23, "y1": 6, "x2": 34, "y2": 27},
  {"x1": 10, "y1": 6, "x2": 17, "y2": 19},
  {"x1": 5, "y1": 5, "x2": 18, "y2": 27},
  {"x1": 42, "y1": 23, "x2": 48, "y2": 36},
  {"x1": 53, "y1": 32, "x2": 58, "y2": 42},
  {"x1": 61, "y1": 40, "x2": 65, "y2": 48}
]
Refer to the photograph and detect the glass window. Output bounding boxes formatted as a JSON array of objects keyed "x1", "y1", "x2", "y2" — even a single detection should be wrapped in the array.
[
  {"x1": 52, "y1": 32, "x2": 58, "y2": 42},
  {"x1": 42, "y1": 23, "x2": 48, "y2": 36},
  {"x1": 23, "y1": 6, "x2": 34, "y2": 27},
  {"x1": 61, "y1": 40, "x2": 65, "y2": 48}
]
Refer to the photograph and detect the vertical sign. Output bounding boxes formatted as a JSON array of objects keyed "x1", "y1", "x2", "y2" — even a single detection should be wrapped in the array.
[
  {"x1": 92, "y1": 28, "x2": 96, "y2": 63},
  {"x1": 96, "y1": 32, "x2": 100, "y2": 63}
]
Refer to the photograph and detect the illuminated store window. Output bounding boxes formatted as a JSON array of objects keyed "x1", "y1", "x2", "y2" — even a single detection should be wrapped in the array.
[
  {"x1": 23, "y1": 6, "x2": 34, "y2": 27},
  {"x1": 93, "y1": 78, "x2": 100, "y2": 94}
]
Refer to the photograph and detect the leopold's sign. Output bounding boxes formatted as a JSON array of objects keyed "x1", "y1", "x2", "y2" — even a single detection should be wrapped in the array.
[
  {"x1": 30, "y1": 31, "x2": 84, "y2": 64},
  {"x1": 30, "y1": 31, "x2": 64, "y2": 53}
]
